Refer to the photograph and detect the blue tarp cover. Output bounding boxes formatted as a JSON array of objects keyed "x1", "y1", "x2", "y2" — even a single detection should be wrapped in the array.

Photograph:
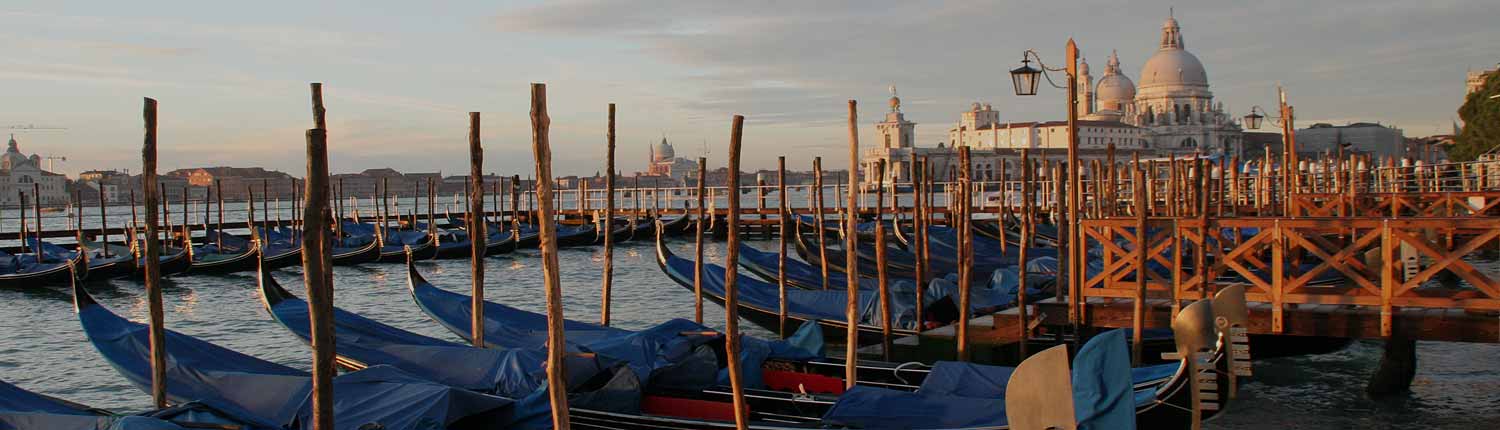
[{"x1": 77, "y1": 295, "x2": 512, "y2": 430}]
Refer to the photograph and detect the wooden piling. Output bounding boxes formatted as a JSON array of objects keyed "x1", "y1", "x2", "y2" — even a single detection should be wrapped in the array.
[
  {"x1": 843, "y1": 100, "x2": 861, "y2": 386},
  {"x1": 722, "y1": 115, "x2": 750, "y2": 430},
  {"x1": 956, "y1": 146, "x2": 972, "y2": 362},
  {"x1": 467, "y1": 112, "x2": 487, "y2": 347},
  {"x1": 913, "y1": 156, "x2": 927, "y2": 326},
  {"x1": 301, "y1": 127, "x2": 336, "y2": 430},
  {"x1": 97, "y1": 184, "x2": 109, "y2": 257},
  {"x1": 777, "y1": 156, "x2": 790, "y2": 337},
  {"x1": 694, "y1": 157, "x2": 707, "y2": 325},
  {"x1": 1132, "y1": 156, "x2": 1147, "y2": 366},
  {"x1": 529, "y1": 83, "x2": 572, "y2": 430},
  {"x1": 601, "y1": 104, "x2": 616, "y2": 326},
  {"x1": 1017, "y1": 149, "x2": 1032, "y2": 359},
  {"x1": 814, "y1": 157, "x2": 829, "y2": 289},
  {"x1": 140, "y1": 98, "x2": 168, "y2": 409},
  {"x1": 875, "y1": 160, "x2": 893, "y2": 360}
]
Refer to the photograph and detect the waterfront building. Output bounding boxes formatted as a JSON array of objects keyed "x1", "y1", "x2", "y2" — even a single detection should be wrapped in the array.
[
  {"x1": 860, "y1": 13, "x2": 1243, "y2": 186},
  {"x1": 1294, "y1": 122, "x2": 1406, "y2": 159},
  {"x1": 646, "y1": 137, "x2": 698, "y2": 184},
  {"x1": 1468, "y1": 66, "x2": 1497, "y2": 95},
  {"x1": 0, "y1": 135, "x2": 68, "y2": 207}
]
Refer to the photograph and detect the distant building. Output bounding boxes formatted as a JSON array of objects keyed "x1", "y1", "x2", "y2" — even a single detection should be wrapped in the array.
[
  {"x1": 646, "y1": 138, "x2": 698, "y2": 184},
  {"x1": 1468, "y1": 66, "x2": 1497, "y2": 95},
  {"x1": 859, "y1": 12, "x2": 1244, "y2": 186},
  {"x1": 1240, "y1": 132, "x2": 1283, "y2": 158},
  {"x1": 77, "y1": 169, "x2": 132, "y2": 204},
  {"x1": 0, "y1": 135, "x2": 68, "y2": 207},
  {"x1": 1294, "y1": 122, "x2": 1405, "y2": 158},
  {"x1": 168, "y1": 166, "x2": 296, "y2": 201}
]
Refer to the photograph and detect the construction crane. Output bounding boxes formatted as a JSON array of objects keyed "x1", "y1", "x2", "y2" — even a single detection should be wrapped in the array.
[
  {"x1": 5, "y1": 124, "x2": 69, "y2": 172},
  {"x1": 5, "y1": 124, "x2": 68, "y2": 132}
]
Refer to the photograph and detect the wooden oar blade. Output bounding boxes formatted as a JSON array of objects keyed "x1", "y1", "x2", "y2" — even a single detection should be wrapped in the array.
[{"x1": 1004, "y1": 344, "x2": 1077, "y2": 430}]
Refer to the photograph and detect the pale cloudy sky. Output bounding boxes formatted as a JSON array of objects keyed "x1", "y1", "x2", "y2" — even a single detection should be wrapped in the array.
[{"x1": 1, "y1": 0, "x2": 1493, "y2": 178}]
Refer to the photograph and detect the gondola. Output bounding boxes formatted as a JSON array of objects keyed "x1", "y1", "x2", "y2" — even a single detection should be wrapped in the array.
[
  {"x1": 71, "y1": 267, "x2": 518, "y2": 430},
  {"x1": 330, "y1": 235, "x2": 382, "y2": 266},
  {"x1": 376, "y1": 230, "x2": 437, "y2": 263},
  {"x1": 0, "y1": 378, "x2": 259, "y2": 429},
  {"x1": 0, "y1": 246, "x2": 87, "y2": 289},
  {"x1": 189, "y1": 228, "x2": 264, "y2": 275},
  {"x1": 556, "y1": 223, "x2": 600, "y2": 248},
  {"x1": 142, "y1": 246, "x2": 192, "y2": 278},
  {"x1": 83, "y1": 249, "x2": 135, "y2": 280},
  {"x1": 261, "y1": 258, "x2": 851, "y2": 427},
  {"x1": 655, "y1": 228, "x2": 922, "y2": 345},
  {"x1": 402, "y1": 244, "x2": 1227, "y2": 429},
  {"x1": 656, "y1": 213, "x2": 692, "y2": 237}
]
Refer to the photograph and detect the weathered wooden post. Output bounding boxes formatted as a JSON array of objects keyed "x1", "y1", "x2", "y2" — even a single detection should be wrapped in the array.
[
  {"x1": 722, "y1": 115, "x2": 750, "y2": 430},
  {"x1": 875, "y1": 160, "x2": 893, "y2": 360},
  {"x1": 777, "y1": 156, "x2": 790, "y2": 337},
  {"x1": 529, "y1": 83, "x2": 572, "y2": 430},
  {"x1": 956, "y1": 146, "x2": 973, "y2": 362},
  {"x1": 140, "y1": 98, "x2": 168, "y2": 409},
  {"x1": 814, "y1": 157, "x2": 829, "y2": 288},
  {"x1": 466, "y1": 112, "x2": 487, "y2": 347},
  {"x1": 1017, "y1": 149, "x2": 1033, "y2": 359},
  {"x1": 601, "y1": 103, "x2": 616, "y2": 326},
  {"x1": 301, "y1": 126, "x2": 336, "y2": 430},
  {"x1": 843, "y1": 100, "x2": 861, "y2": 385},
  {"x1": 97, "y1": 184, "x2": 110, "y2": 257},
  {"x1": 1132, "y1": 155, "x2": 1148, "y2": 366},
  {"x1": 694, "y1": 157, "x2": 707, "y2": 324}
]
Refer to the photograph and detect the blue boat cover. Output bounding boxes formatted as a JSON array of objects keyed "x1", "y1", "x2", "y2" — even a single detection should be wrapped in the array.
[
  {"x1": 661, "y1": 251, "x2": 920, "y2": 329},
  {"x1": 0, "y1": 379, "x2": 117, "y2": 430},
  {"x1": 77, "y1": 295, "x2": 513, "y2": 429},
  {"x1": 1072, "y1": 329, "x2": 1135, "y2": 430},
  {"x1": 737, "y1": 244, "x2": 897, "y2": 291},
  {"x1": 822, "y1": 328, "x2": 1139, "y2": 429},
  {"x1": 266, "y1": 290, "x2": 607, "y2": 399},
  {"x1": 411, "y1": 269, "x2": 822, "y2": 389}
]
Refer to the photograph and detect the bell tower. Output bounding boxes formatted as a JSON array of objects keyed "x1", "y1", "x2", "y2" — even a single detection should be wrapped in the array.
[{"x1": 877, "y1": 85, "x2": 916, "y2": 149}]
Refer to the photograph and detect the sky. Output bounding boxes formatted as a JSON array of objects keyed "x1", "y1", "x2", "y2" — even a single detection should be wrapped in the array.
[{"x1": 1, "y1": 0, "x2": 1494, "y2": 178}]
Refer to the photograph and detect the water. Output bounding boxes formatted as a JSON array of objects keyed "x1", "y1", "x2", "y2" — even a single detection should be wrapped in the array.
[{"x1": 0, "y1": 232, "x2": 1496, "y2": 428}]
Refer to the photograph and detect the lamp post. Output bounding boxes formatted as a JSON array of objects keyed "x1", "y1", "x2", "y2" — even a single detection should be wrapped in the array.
[
  {"x1": 1009, "y1": 39, "x2": 1083, "y2": 324},
  {"x1": 1243, "y1": 86, "x2": 1297, "y2": 215}
]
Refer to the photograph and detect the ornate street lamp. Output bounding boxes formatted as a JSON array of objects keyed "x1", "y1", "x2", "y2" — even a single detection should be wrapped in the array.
[
  {"x1": 1009, "y1": 58, "x2": 1041, "y2": 96},
  {"x1": 1242, "y1": 109, "x2": 1265, "y2": 130}
]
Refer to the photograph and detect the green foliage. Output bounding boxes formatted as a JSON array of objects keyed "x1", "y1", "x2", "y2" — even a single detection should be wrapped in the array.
[{"x1": 1455, "y1": 71, "x2": 1500, "y2": 161}]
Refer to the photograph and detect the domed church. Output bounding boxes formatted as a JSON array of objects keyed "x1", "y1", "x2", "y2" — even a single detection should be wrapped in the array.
[{"x1": 1085, "y1": 12, "x2": 1243, "y2": 155}]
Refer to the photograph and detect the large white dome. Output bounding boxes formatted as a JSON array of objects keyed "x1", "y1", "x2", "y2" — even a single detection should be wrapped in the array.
[
  {"x1": 1138, "y1": 13, "x2": 1208, "y2": 89},
  {"x1": 1139, "y1": 49, "x2": 1208, "y2": 89},
  {"x1": 652, "y1": 138, "x2": 674, "y2": 162}
]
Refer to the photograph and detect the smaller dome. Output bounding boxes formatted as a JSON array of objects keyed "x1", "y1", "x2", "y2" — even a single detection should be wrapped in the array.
[
  {"x1": 1096, "y1": 50, "x2": 1137, "y2": 110},
  {"x1": 1096, "y1": 74, "x2": 1136, "y2": 105}
]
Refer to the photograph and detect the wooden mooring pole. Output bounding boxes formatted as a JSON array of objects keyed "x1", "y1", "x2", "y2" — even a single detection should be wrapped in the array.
[
  {"x1": 693, "y1": 157, "x2": 707, "y2": 325},
  {"x1": 529, "y1": 83, "x2": 572, "y2": 430},
  {"x1": 601, "y1": 103, "x2": 616, "y2": 326},
  {"x1": 814, "y1": 157, "x2": 829, "y2": 289},
  {"x1": 468, "y1": 112, "x2": 487, "y2": 347},
  {"x1": 777, "y1": 156, "x2": 789, "y2": 337},
  {"x1": 875, "y1": 160, "x2": 893, "y2": 360},
  {"x1": 140, "y1": 97, "x2": 168, "y2": 409},
  {"x1": 722, "y1": 114, "x2": 750, "y2": 430},
  {"x1": 301, "y1": 126, "x2": 336, "y2": 430},
  {"x1": 843, "y1": 100, "x2": 861, "y2": 386}
]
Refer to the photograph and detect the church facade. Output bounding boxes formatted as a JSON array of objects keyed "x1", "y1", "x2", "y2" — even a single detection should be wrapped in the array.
[
  {"x1": 861, "y1": 13, "x2": 1243, "y2": 186},
  {"x1": 0, "y1": 135, "x2": 68, "y2": 207},
  {"x1": 646, "y1": 138, "x2": 698, "y2": 183}
]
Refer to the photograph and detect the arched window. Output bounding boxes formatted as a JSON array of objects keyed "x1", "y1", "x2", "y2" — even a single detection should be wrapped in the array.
[
  {"x1": 18, "y1": 175, "x2": 32, "y2": 184},
  {"x1": 1181, "y1": 137, "x2": 1197, "y2": 148},
  {"x1": 1146, "y1": 107, "x2": 1155, "y2": 124},
  {"x1": 1184, "y1": 104, "x2": 1192, "y2": 123}
]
